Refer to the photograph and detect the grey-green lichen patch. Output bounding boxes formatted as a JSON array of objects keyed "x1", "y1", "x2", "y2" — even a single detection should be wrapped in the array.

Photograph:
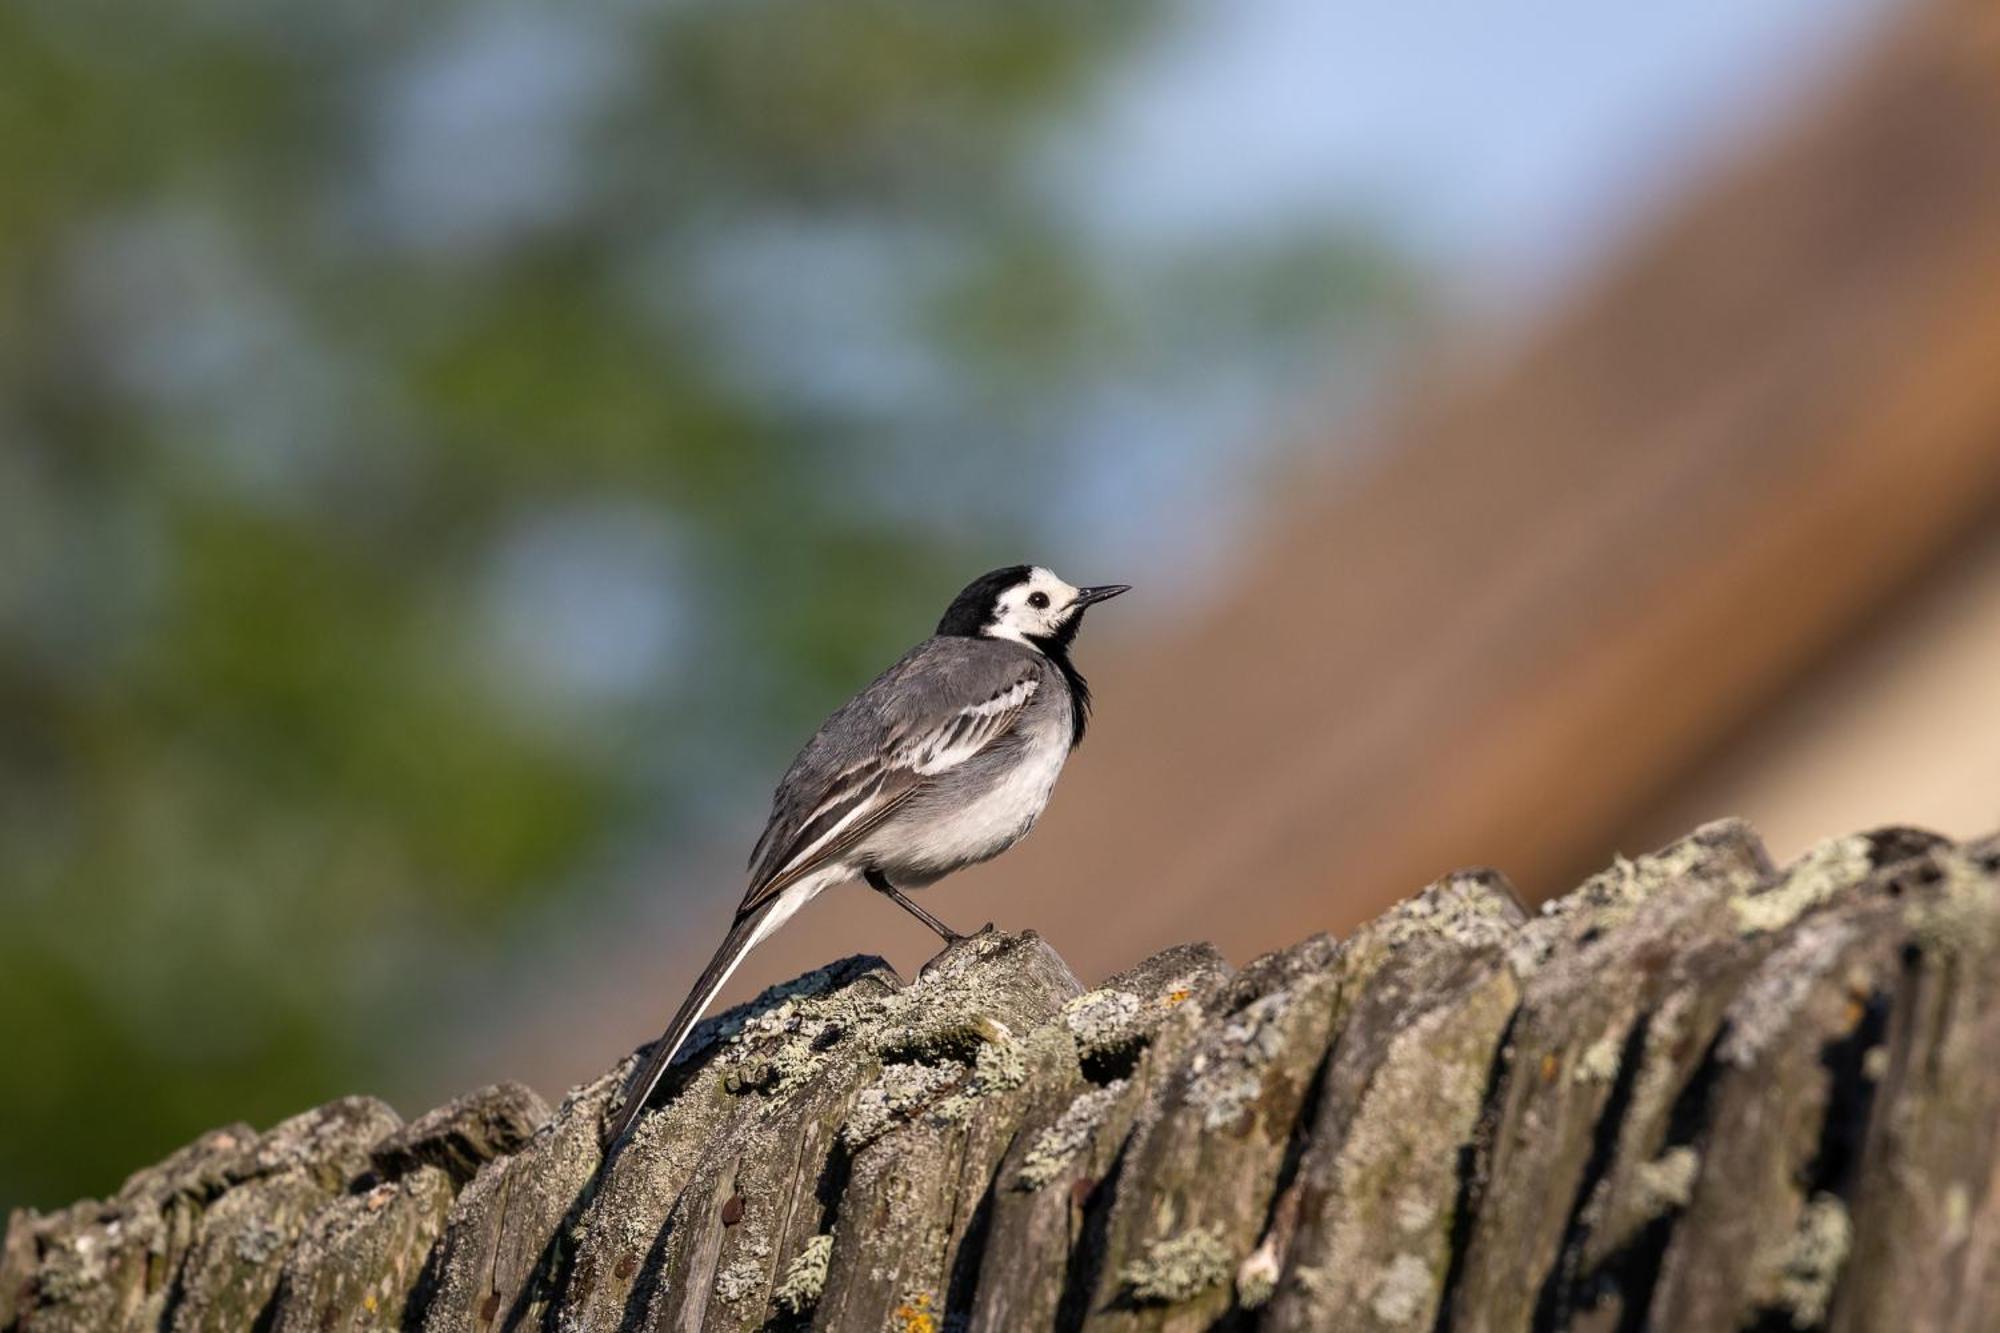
[
  {"x1": 879, "y1": 932, "x2": 1073, "y2": 1051},
  {"x1": 690, "y1": 958, "x2": 893, "y2": 1055},
  {"x1": 687, "y1": 934, "x2": 1069, "y2": 1145},
  {"x1": 1394, "y1": 1192, "x2": 1438, "y2": 1235},
  {"x1": 969, "y1": 1032, "x2": 1028, "y2": 1092},
  {"x1": 693, "y1": 964, "x2": 901, "y2": 1109},
  {"x1": 1187, "y1": 986, "x2": 1300, "y2": 1130},
  {"x1": 248, "y1": 1096, "x2": 403, "y2": 1193},
  {"x1": 566, "y1": 967, "x2": 873, "y2": 1327},
  {"x1": 1095, "y1": 943, "x2": 1233, "y2": 1023},
  {"x1": 604, "y1": 1112, "x2": 710, "y2": 1254},
  {"x1": 1908, "y1": 848, "x2": 2000, "y2": 955},
  {"x1": 1771, "y1": 1194, "x2": 1852, "y2": 1326},
  {"x1": 171, "y1": 1171, "x2": 348, "y2": 1332},
  {"x1": 104, "y1": 1098, "x2": 403, "y2": 1333},
  {"x1": 720, "y1": 1060, "x2": 783, "y2": 1095},
  {"x1": 594, "y1": 1085, "x2": 717, "y2": 1256},
  {"x1": 821, "y1": 938, "x2": 1076, "y2": 1150},
  {"x1": 1060, "y1": 959, "x2": 1220, "y2": 1079},
  {"x1": 1283, "y1": 966, "x2": 1515, "y2": 1326},
  {"x1": 1015, "y1": 1082, "x2": 1127, "y2": 1191},
  {"x1": 931, "y1": 1032, "x2": 1031, "y2": 1124},
  {"x1": 1634, "y1": 1147, "x2": 1701, "y2": 1214},
  {"x1": 1119, "y1": 1226, "x2": 1232, "y2": 1305},
  {"x1": 574, "y1": 937, "x2": 1067, "y2": 1327},
  {"x1": 1371, "y1": 870, "x2": 1523, "y2": 954},
  {"x1": 233, "y1": 1217, "x2": 287, "y2": 1265},
  {"x1": 845, "y1": 1026, "x2": 1033, "y2": 1146},
  {"x1": 26, "y1": 1222, "x2": 119, "y2": 1304},
  {"x1": 712, "y1": 1255, "x2": 765, "y2": 1305},
  {"x1": 270, "y1": 1166, "x2": 455, "y2": 1333},
  {"x1": 1062, "y1": 987, "x2": 1145, "y2": 1059},
  {"x1": 1719, "y1": 915, "x2": 1862, "y2": 1068},
  {"x1": 1511, "y1": 820, "x2": 1767, "y2": 975},
  {"x1": 842, "y1": 1062, "x2": 966, "y2": 1148},
  {"x1": 215, "y1": 1096, "x2": 402, "y2": 1200},
  {"x1": 1730, "y1": 835, "x2": 1871, "y2": 936},
  {"x1": 1370, "y1": 1252, "x2": 1435, "y2": 1325},
  {"x1": 772, "y1": 1232, "x2": 834, "y2": 1316},
  {"x1": 1617, "y1": 987, "x2": 1697, "y2": 1151},
  {"x1": 600, "y1": 957, "x2": 897, "y2": 1142},
  {"x1": 876, "y1": 1008, "x2": 1016, "y2": 1063}
]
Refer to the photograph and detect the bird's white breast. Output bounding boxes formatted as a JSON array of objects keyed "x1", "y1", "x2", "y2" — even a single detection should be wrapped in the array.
[{"x1": 879, "y1": 707, "x2": 1071, "y2": 884}]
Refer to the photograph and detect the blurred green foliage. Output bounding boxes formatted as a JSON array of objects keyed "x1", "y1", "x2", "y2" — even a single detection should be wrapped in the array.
[{"x1": 0, "y1": 0, "x2": 1421, "y2": 1207}]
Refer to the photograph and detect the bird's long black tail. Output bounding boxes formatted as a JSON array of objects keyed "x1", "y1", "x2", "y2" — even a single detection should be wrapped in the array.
[{"x1": 603, "y1": 900, "x2": 777, "y2": 1156}]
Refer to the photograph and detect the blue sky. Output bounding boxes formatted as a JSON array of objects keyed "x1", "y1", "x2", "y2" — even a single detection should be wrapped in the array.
[
  {"x1": 1031, "y1": 0, "x2": 1901, "y2": 581},
  {"x1": 1059, "y1": 0, "x2": 1897, "y2": 304}
]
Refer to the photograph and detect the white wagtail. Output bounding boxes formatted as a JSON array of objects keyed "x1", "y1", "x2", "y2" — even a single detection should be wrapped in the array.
[{"x1": 606, "y1": 565, "x2": 1128, "y2": 1152}]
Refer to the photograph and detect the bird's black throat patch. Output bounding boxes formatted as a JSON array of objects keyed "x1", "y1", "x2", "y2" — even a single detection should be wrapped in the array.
[{"x1": 1027, "y1": 616, "x2": 1093, "y2": 748}]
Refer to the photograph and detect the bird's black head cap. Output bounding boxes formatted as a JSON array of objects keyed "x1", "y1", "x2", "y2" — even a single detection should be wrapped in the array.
[{"x1": 936, "y1": 565, "x2": 1032, "y2": 637}]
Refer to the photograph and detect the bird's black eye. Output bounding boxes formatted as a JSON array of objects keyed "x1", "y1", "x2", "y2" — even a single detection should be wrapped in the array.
[{"x1": 1027, "y1": 591, "x2": 1050, "y2": 609}]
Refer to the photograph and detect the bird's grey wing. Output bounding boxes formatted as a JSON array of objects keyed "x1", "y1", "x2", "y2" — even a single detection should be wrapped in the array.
[{"x1": 737, "y1": 647, "x2": 1041, "y2": 916}]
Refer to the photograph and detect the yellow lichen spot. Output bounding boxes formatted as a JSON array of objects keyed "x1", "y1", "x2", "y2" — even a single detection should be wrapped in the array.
[
  {"x1": 1540, "y1": 1052, "x2": 1560, "y2": 1083},
  {"x1": 1635, "y1": 1147, "x2": 1701, "y2": 1214},
  {"x1": 1775, "y1": 1194, "x2": 1851, "y2": 1324},
  {"x1": 363, "y1": 1295, "x2": 378, "y2": 1313},
  {"x1": 1573, "y1": 1034, "x2": 1623, "y2": 1085},
  {"x1": 893, "y1": 1290, "x2": 936, "y2": 1333},
  {"x1": 1945, "y1": 1183, "x2": 1972, "y2": 1245},
  {"x1": 1165, "y1": 989, "x2": 1192, "y2": 1006}
]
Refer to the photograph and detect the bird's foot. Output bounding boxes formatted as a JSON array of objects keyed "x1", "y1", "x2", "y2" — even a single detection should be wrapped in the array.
[
  {"x1": 941, "y1": 921, "x2": 998, "y2": 946},
  {"x1": 917, "y1": 923, "x2": 1004, "y2": 980}
]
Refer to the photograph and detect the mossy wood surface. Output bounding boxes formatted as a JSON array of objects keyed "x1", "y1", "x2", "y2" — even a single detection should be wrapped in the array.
[{"x1": 7, "y1": 819, "x2": 2000, "y2": 1331}]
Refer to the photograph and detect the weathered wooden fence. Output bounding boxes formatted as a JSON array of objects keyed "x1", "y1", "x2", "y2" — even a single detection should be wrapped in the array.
[{"x1": 7, "y1": 817, "x2": 1999, "y2": 1331}]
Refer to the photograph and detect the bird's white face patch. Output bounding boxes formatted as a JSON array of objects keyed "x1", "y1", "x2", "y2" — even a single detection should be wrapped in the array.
[{"x1": 985, "y1": 567, "x2": 1083, "y2": 647}]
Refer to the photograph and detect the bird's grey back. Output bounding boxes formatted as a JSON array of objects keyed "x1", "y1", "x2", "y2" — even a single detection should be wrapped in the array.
[{"x1": 745, "y1": 635, "x2": 1055, "y2": 890}]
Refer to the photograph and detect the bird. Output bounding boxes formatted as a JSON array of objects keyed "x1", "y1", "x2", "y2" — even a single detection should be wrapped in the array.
[{"x1": 604, "y1": 565, "x2": 1128, "y2": 1154}]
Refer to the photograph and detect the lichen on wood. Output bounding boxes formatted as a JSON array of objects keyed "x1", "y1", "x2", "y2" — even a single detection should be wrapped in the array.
[{"x1": 8, "y1": 819, "x2": 2000, "y2": 1331}]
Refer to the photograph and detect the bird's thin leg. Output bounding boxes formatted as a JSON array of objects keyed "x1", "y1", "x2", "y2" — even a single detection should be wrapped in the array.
[{"x1": 864, "y1": 869, "x2": 969, "y2": 945}]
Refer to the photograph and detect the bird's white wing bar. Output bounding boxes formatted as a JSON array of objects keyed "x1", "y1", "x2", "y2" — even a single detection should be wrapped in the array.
[
  {"x1": 913, "y1": 677, "x2": 1036, "y2": 773},
  {"x1": 741, "y1": 675, "x2": 1038, "y2": 910},
  {"x1": 759, "y1": 766, "x2": 889, "y2": 888}
]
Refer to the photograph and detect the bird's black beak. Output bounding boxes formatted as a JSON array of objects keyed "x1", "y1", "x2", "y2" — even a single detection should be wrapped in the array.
[{"x1": 1073, "y1": 584, "x2": 1131, "y2": 608}]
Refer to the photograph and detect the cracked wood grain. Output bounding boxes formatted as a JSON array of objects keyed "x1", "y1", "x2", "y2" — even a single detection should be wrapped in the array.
[{"x1": 7, "y1": 821, "x2": 2000, "y2": 1332}]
